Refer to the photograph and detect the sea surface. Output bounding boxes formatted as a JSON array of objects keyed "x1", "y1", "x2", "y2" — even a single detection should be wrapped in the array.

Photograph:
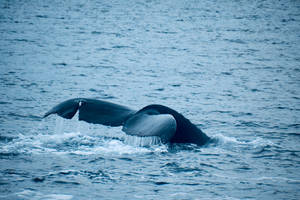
[{"x1": 1, "y1": 0, "x2": 300, "y2": 199}]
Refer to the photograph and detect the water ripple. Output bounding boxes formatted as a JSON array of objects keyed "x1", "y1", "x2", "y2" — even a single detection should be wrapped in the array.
[{"x1": 1, "y1": 0, "x2": 300, "y2": 199}]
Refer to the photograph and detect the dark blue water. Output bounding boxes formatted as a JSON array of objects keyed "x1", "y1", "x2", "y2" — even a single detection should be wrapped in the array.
[{"x1": 1, "y1": 0, "x2": 300, "y2": 199}]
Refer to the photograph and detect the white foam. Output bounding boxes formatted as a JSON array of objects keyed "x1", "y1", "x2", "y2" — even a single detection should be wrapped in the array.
[
  {"x1": 247, "y1": 137, "x2": 275, "y2": 148},
  {"x1": 69, "y1": 139, "x2": 167, "y2": 155},
  {"x1": 1, "y1": 114, "x2": 169, "y2": 156},
  {"x1": 212, "y1": 133, "x2": 243, "y2": 145},
  {"x1": 93, "y1": 139, "x2": 151, "y2": 154},
  {"x1": 2, "y1": 129, "x2": 168, "y2": 156},
  {"x1": 211, "y1": 133, "x2": 275, "y2": 149}
]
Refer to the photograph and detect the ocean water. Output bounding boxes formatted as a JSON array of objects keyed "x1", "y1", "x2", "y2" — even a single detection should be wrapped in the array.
[{"x1": 0, "y1": 0, "x2": 300, "y2": 199}]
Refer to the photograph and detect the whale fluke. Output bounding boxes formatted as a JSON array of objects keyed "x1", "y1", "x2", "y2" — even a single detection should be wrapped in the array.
[
  {"x1": 44, "y1": 98, "x2": 136, "y2": 126},
  {"x1": 123, "y1": 109, "x2": 177, "y2": 143},
  {"x1": 44, "y1": 98, "x2": 80, "y2": 119},
  {"x1": 44, "y1": 98, "x2": 210, "y2": 146}
]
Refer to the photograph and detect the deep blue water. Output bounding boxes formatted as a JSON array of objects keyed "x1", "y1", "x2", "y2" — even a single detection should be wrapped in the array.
[{"x1": 1, "y1": 0, "x2": 300, "y2": 199}]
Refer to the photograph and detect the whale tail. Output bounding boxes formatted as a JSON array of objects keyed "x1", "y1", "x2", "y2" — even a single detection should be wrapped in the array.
[
  {"x1": 44, "y1": 98, "x2": 210, "y2": 145},
  {"x1": 43, "y1": 98, "x2": 136, "y2": 126},
  {"x1": 43, "y1": 98, "x2": 177, "y2": 142},
  {"x1": 44, "y1": 98, "x2": 80, "y2": 119}
]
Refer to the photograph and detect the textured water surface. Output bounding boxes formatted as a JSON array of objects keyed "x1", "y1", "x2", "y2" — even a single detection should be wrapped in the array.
[{"x1": 1, "y1": 0, "x2": 300, "y2": 199}]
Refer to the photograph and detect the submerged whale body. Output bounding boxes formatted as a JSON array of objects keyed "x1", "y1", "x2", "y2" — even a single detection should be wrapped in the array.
[{"x1": 44, "y1": 98, "x2": 210, "y2": 146}]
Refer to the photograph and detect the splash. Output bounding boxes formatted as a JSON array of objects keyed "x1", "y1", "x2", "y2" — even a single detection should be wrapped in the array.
[
  {"x1": 1, "y1": 130, "x2": 167, "y2": 156},
  {"x1": 1, "y1": 114, "x2": 168, "y2": 156},
  {"x1": 0, "y1": 115, "x2": 169, "y2": 156},
  {"x1": 80, "y1": 139, "x2": 152, "y2": 155}
]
